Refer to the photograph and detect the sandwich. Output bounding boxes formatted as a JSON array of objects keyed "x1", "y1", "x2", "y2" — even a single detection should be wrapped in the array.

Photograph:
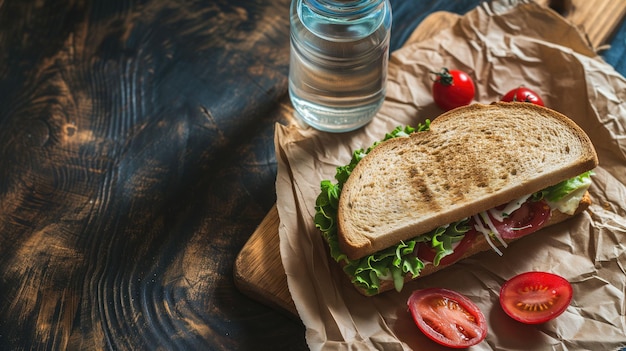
[{"x1": 314, "y1": 102, "x2": 598, "y2": 296}]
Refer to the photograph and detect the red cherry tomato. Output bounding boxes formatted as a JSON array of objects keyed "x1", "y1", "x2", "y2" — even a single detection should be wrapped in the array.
[
  {"x1": 432, "y1": 68, "x2": 475, "y2": 111},
  {"x1": 417, "y1": 228, "x2": 478, "y2": 266},
  {"x1": 501, "y1": 86, "x2": 544, "y2": 106},
  {"x1": 499, "y1": 272, "x2": 573, "y2": 324},
  {"x1": 408, "y1": 288, "x2": 487, "y2": 348},
  {"x1": 487, "y1": 199, "x2": 551, "y2": 240}
]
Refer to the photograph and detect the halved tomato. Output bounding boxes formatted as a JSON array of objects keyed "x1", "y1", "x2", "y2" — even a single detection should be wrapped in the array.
[
  {"x1": 499, "y1": 271, "x2": 573, "y2": 324},
  {"x1": 488, "y1": 199, "x2": 551, "y2": 239},
  {"x1": 417, "y1": 228, "x2": 478, "y2": 266},
  {"x1": 408, "y1": 288, "x2": 487, "y2": 348}
]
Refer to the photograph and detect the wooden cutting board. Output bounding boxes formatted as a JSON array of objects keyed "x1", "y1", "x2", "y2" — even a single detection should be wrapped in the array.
[{"x1": 233, "y1": 0, "x2": 626, "y2": 318}]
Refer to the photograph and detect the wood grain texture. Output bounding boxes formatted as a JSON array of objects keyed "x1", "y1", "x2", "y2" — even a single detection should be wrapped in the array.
[
  {"x1": 536, "y1": 0, "x2": 626, "y2": 48},
  {"x1": 233, "y1": 0, "x2": 626, "y2": 320},
  {"x1": 0, "y1": 0, "x2": 305, "y2": 350},
  {"x1": 234, "y1": 205, "x2": 297, "y2": 317}
]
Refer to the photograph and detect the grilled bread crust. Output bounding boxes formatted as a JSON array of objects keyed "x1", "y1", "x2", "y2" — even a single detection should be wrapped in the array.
[{"x1": 337, "y1": 102, "x2": 598, "y2": 260}]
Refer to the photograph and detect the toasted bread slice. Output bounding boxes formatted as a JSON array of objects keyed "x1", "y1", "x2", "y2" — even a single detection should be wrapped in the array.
[{"x1": 337, "y1": 102, "x2": 598, "y2": 260}]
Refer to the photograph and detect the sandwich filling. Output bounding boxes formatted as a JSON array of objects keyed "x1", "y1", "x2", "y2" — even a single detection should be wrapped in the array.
[{"x1": 314, "y1": 124, "x2": 594, "y2": 296}]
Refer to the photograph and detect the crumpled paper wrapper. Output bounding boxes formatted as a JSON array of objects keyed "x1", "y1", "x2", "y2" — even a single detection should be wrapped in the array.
[{"x1": 275, "y1": 1, "x2": 626, "y2": 350}]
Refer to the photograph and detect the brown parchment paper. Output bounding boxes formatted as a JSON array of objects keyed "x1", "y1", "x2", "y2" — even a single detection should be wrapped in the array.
[{"x1": 275, "y1": 1, "x2": 626, "y2": 350}]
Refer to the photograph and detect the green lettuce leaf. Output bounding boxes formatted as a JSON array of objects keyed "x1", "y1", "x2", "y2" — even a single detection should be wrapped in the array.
[
  {"x1": 314, "y1": 122, "x2": 444, "y2": 295},
  {"x1": 418, "y1": 219, "x2": 471, "y2": 266},
  {"x1": 532, "y1": 171, "x2": 594, "y2": 202}
]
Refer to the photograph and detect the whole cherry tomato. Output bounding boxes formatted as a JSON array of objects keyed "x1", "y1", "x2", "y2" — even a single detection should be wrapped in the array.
[
  {"x1": 431, "y1": 68, "x2": 476, "y2": 111},
  {"x1": 501, "y1": 86, "x2": 545, "y2": 106}
]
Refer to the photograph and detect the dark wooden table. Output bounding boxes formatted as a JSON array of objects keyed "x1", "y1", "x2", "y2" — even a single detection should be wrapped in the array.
[{"x1": 0, "y1": 1, "x2": 623, "y2": 350}]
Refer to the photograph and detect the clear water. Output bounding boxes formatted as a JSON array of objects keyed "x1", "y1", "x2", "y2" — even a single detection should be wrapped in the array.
[{"x1": 288, "y1": 0, "x2": 391, "y2": 133}]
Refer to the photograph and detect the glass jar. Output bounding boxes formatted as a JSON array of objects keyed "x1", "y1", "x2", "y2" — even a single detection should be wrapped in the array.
[{"x1": 288, "y1": 0, "x2": 392, "y2": 132}]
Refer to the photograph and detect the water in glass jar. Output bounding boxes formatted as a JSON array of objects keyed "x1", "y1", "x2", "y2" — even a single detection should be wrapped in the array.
[{"x1": 289, "y1": 0, "x2": 392, "y2": 132}]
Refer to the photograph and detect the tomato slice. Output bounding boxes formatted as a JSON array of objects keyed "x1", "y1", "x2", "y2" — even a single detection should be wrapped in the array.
[
  {"x1": 499, "y1": 272, "x2": 573, "y2": 324},
  {"x1": 487, "y1": 199, "x2": 551, "y2": 239},
  {"x1": 417, "y1": 228, "x2": 478, "y2": 266},
  {"x1": 408, "y1": 288, "x2": 487, "y2": 348}
]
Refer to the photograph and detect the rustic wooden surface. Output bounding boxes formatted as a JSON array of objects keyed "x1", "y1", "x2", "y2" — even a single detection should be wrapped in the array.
[
  {"x1": 0, "y1": 0, "x2": 624, "y2": 350},
  {"x1": 233, "y1": 0, "x2": 626, "y2": 324}
]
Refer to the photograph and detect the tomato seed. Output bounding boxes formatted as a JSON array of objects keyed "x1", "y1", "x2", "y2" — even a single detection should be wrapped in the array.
[
  {"x1": 513, "y1": 284, "x2": 561, "y2": 312},
  {"x1": 457, "y1": 327, "x2": 470, "y2": 341}
]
